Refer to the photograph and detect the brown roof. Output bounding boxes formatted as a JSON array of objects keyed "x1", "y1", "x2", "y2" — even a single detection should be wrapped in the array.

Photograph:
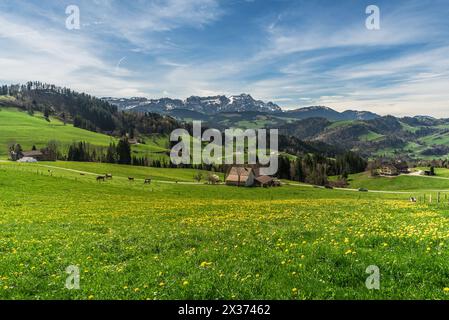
[
  {"x1": 226, "y1": 167, "x2": 254, "y2": 183},
  {"x1": 255, "y1": 175, "x2": 274, "y2": 184}
]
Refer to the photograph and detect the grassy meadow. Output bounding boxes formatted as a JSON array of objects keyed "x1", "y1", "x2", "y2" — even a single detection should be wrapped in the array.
[
  {"x1": 344, "y1": 171, "x2": 449, "y2": 191},
  {"x1": 1, "y1": 161, "x2": 449, "y2": 300},
  {"x1": 0, "y1": 107, "x2": 169, "y2": 160}
]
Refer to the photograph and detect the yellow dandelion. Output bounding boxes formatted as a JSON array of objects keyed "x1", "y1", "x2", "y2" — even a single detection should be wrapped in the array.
[{"x1": 200, "y1": 261, "x2": 212, "y2": 268}]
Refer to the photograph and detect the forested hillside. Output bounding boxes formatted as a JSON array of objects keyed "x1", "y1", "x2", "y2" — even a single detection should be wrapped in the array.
[{"x1": 0, "y1": 82, "x2": 182, "y2": 137}]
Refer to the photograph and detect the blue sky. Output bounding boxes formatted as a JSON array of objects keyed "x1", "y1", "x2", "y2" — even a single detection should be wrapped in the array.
[{"x1": 1, "y1": 0, "x2": 449, "y2": 116}]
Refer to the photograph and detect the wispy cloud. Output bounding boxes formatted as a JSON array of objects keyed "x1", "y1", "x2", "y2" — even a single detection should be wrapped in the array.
[{"x1": 1, "y1": 0, "x2": 449, "y2": 116}]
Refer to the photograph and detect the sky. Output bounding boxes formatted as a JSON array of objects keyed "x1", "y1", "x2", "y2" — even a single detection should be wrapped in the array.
[{"x1": 1, "y1": 0, "x2": 449, "y2": 117}]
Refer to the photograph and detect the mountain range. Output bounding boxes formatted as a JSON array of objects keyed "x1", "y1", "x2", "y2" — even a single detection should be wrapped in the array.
[
  {"x1": 103, "y1": 94, "x2": 380, "y2": 121},
  {"x1": 3, "y1": 83, "x2": 449, "y2": 160},
  {"x1": 104, "y1": 94, "x2": 282, "y2": 115},
  {"x1": 103, "y1": 94, "x2": 449, "y2": 159}
]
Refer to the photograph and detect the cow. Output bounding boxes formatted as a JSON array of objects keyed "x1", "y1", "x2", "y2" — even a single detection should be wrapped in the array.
[
  {"x1": 128, "y1": 177, "x2": 135, "y2": 182},
  {"x1": 96, "y1": 176, "x2": 106, "y2": 182},
  {"x1": 144, "y1": 178, "x2": 152, "y2": 185}
]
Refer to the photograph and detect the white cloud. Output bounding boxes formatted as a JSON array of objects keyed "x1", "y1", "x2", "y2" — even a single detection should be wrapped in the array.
[{"x1": 1, "y1": 0, "x2": 449, "y2": 117}]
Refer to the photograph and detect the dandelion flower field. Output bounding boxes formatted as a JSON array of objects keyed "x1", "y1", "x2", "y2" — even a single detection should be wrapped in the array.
[{"x1": 1, "y1": 162, "x2": 449, "y2": 299}]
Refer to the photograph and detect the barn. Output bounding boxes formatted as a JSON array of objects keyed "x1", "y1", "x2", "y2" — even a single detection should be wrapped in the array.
[{"x1": 225, "y1": 167, "x2": 255, "y2": 187}]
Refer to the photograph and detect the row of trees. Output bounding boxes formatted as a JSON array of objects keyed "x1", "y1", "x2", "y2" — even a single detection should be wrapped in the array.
[
  {"x1": 277, "y1": 151, "x2": 367, "y2": 186},
  {"x1": 67, "y1": 139, "x2": 132, "y2": 164}
]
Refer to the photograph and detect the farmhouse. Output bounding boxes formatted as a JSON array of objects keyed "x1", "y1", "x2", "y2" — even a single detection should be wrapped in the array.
[
  {"x1": 226, "y1": 166, "x2": 279, "y2": 187},
  {"x1": 255, "y1": 175, "x2": 275, "y2": 187},
  {"x1": 12, "y1": 148, "x2": 56, "y2": 162},
  {"x1": 379, "y1": 160, "x2": 409, "y2": 176},
  {"x1": 379, "y1": 164, "x2": 399, "y2": 176},
  {"x1": 226, "y1": 167, "x2": 255, "y2": 187}
]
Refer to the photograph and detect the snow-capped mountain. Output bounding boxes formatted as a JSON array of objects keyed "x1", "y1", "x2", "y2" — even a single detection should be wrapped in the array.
[{"x1": 103, "y1": 94, "x2": 282, "y2": 114}]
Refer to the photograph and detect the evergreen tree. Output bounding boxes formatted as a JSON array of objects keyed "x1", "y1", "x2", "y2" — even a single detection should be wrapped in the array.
[{"x1": 116, "y1": 138, "x2": 131, "y2": 164}]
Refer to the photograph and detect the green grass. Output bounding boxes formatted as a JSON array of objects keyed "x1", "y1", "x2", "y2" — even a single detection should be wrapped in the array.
[
  {"x1": 36, "y1": 161, "x2": 223, "y2": 182},
  {"x1": 1, "y1": 161, "x2": 449, "y2": 300},
  {"x1": 327, "y1": 120, "x2": 360, "y2": 129},
  {"x1": 0, "y1": 95, "x2": 16, "y2": 103},
  {"x1": 420, "y1": 133, "x2": 449, "y2": 145},
  {"x1": 0, "y1": 107, "x2": 169, "y2": 160},
  {"x1": 400, "y1": 121, "x2": 421, "y2": 133},
  {"x1": 359, "y1": 131, "x2": 384, "y2": 142},
  {"x1": 345, "y1": 171, "x2": 449, "y2": 191}
]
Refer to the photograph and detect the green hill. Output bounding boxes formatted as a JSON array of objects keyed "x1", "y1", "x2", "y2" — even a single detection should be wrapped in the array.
[
  {"x1": 344, "y1": 171, "x2": 449, "y2": 191},
  {"x1": 0, "y1": 107, "x2": 169, "y2": 160}
]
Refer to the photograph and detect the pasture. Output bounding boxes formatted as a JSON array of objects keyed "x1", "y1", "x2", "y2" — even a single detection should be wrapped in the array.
[
  {"x1": 0, "y1": 161, "x2": 449, "y2": 299},
  {"x1": 0, "y1": 107, "x2": 169, "y2": 160},
  {"x1": 344, "y1": 171, "x2": 449, "y2": 192}
]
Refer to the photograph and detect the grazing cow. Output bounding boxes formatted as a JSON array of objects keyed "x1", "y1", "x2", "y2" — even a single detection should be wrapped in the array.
[
  {"x1": 96, "y1": 176, "x2": 106, "y2": 182},
  {"x1": 144, "y1": 178, "x2": 152, "y2": 185},
  {"x1": 105, "y1": 173, "x2": 113, "y2": 179},
  {"x1": 128, "y1": 177, "x2": 135, "y2": 182}
]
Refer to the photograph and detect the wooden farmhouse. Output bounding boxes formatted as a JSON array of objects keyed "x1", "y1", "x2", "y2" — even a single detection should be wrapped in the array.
[{"x1": 226, "y1": 166, "x2": 278, "y2": 187}]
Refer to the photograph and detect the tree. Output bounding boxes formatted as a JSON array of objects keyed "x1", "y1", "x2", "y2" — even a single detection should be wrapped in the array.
[
  {"x1": 8, "y1": 143, "x2": 23, "y2": 161},
  {"x1": 116, "y1": 138, "x2": 131, "y2": 164},
  {"x1": 43, "y1": 107, "x2": 51, "y2": 122},
  {"x1": 61, "y1": 112, "x2": 67, "y2": 125},
  {"x1": 194, "y1": 172, "x2": 204, "y2": 183},
  {"x1": 46, "y1": 140, "x2": 59, "y2": 160},
  {"x1": 294, "y1": 159, "x2": 305, "y2": 182},
  {"x1": 106, "y1": 142, "x2": 117, "y2": 163}
]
